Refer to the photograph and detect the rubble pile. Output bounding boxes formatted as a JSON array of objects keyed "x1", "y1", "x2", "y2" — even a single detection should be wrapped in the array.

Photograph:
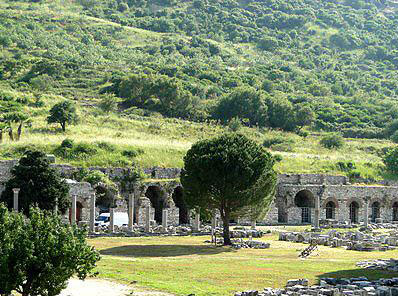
[
  {"x1": 279, "y1": 230, "x2": 398, "y2": 251},
  {"x1": 236, "y1": 277, "x2": 398, "y2": 296},
  {"x1": 357, "y1": 259, "x2": 398, "y2": 272},
  {"x1": 230, "y1": 227, "x2": 264, "y2": 238}
]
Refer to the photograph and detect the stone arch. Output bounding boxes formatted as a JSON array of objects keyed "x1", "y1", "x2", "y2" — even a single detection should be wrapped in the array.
[
  {"x1": 322, "y1": 197, "x2": 339, "y2": 209},
  {"x1": 172, "y1": 186, "x2": 189, "y2": 225},
  {"x1": 294, "y1": 190, "x2": 315, "y2": 208},
  {"x1": 349, "y1": 201, "x2": 360, "y2": 224},
  {"x1": 325, "y1": 201, "x2": 336, "y2": 220},
  {"x1": 294, "y1": 190, "x2": 315, "y2": 224},
  {"x1": 145, "y1": 185, "x2": 165, "y2": 224},
  {"x1": 371, "y1": 201, "x2": 381, "y2": 222},
  {"x1": 346, "y1": 197, "x2": 363, "y2": 208}
]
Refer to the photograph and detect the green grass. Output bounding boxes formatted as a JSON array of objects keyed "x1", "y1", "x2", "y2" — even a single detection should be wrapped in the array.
[
  {"x1": 0, "y1": 95, "x2": 394, "y2": 180},
  {"x1": 90, "y1": 233, "x2": 398, "y2": 296}
]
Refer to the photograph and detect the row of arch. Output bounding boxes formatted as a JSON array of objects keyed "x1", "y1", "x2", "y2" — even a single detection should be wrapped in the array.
[
  {"x1": 280, "y1": 189, "x2": 398, "y2": 224},
  {"x1": 145, "y1": 185, "x2": 189, "y2": 225}
]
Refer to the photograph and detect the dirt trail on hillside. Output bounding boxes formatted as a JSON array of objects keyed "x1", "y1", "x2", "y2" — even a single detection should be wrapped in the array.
[{"x1": 60, "y1": 278, "x2": 174, "y2": 296}]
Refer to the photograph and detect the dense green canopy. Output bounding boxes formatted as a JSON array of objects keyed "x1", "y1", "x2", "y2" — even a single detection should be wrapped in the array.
[{"x1": 181, "y1": 133, "x2": 277, "y2": 245}]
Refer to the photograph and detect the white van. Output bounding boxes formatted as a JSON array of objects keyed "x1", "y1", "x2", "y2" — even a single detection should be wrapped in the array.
[{"x1": 95, "y1": 212, "x2": 129, "y2": 227}]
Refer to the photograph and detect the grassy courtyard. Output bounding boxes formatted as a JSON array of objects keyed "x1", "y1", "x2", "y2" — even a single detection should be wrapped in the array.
[{"x1": 90, "y1": 232, "x2": 398, "y2": 296}]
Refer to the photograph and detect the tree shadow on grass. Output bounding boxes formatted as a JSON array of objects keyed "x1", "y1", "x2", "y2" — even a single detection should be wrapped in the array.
[
  {"x1": 317, "y1": 268, "x2": 398, "y2": 281},
  {"x1": 100, "y1": 244, "x2": 236, "y2": 257}
]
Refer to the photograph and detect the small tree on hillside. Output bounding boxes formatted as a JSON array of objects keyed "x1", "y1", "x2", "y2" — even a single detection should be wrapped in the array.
[
  {"x1": 320, "y1": 133, "x2": 344, "y2": 149},
  {"x1": 0, "y1": 205, "x2": 100, "y2": 296},
  {"x1": 0, "y1": 150, "x2": 69, "y2": 215},
  {"x1": 47, "y1": 100, "x2": 78, "y2": 132},
  {"x1": 181, "y1": 133, "x2": 277, "y2": 245},
  {"x1": 383, "y1": 146, "x2": 398, "y2": 173}
]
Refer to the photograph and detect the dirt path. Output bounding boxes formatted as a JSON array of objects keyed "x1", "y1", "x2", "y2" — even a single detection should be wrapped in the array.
[{"x1": 60, "y1": 278, "x2": 174, "y2": 296}]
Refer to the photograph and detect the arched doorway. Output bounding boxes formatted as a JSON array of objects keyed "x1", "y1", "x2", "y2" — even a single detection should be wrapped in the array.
[
  {"x1": 145, "y1": 186, "x2": 163, "y2": 224},
  {"x1": 393, "y1": 202, "x2": 398, "y2": 221},
  {"x1": 349, "y1": 201, "x2": 359, "y2": 223},
  {"x1": 294, "y1": 190, "x2": 315, "y2": 224},
  {"x1": 172, "y1": 186, "x2": 189, "y2": 225},
  {"x1": 371, "y1": 201, "x2": 380, "y2": 222},
  {"x1": 325, "y1": 201, "x2": 336, "y2": 219}
]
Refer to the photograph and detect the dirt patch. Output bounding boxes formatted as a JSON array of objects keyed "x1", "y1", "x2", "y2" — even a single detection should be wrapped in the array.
[{"x1": 60, "y1": 278, "x2": 174, "y2": 296}]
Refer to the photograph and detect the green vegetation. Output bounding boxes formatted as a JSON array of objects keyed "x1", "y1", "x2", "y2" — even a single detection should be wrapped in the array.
[
  {"x1": 0, "y1": 150, "x2": 69, "y2": 215},
  {"x1": 90, "y1": 233, "x2": 398, "y2": 296},
  {"x1": 0, "y1": 205, "x2": 100, "y2": 296},
  {"x1": 0, "y1": 0, "x2": 397, "y2": 180},
  {"x1": 181, "y1": 133, "x2": 277, "y2": 245},
  {"x1": 320, "y1": 134, "x2": 345, "y2": 149}
]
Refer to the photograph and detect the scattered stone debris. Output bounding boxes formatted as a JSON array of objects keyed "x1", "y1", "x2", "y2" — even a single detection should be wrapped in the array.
[
  {"x1": 231, "y1": 239, "x2": 270, "y2": 249},
  {"x1": 279, "y1": 230, "x2": 398, "y2": 251},
  {"x1": 230, "y1": 227, "x2": 264, "y2": 238},
  {"x1": 357, "y1": 259, "x2": 398, "y2": 272},
  {"x1": 298, "y1": 242, "x2": 318, "y2": 258},
  {"x1": 235, "y1": 277, "x2": 398, "y2": 296}
]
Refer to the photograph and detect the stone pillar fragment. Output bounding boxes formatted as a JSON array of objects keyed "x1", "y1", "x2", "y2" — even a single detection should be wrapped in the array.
[
  {"x1": 145, "y1": 206, "x2": 151, "y2": 232},
  {"x1": 193, "y1": 211, "x2": 200, "y2": 232},
  {"x1": 89, "y1": 193, "x2": 96, "y2": 233},
  {"x1": 109, "y1": 208, "x2": 115, "y2": 233},
  {"x1": 12, "y1": 188, "x2": 20, "y2": 212},
  {"x1": 71, "y1": 195, "x2": 77, "y2": 225},
  {"x1": 251, "y1": 220, "x2": 256, "y2": 229},
  {"x1": 314, "y1": 195, "x2": 320, "y2": 229},
  {"x1": 364, "y1": 199, "x2": 369, "y2": 228},
  {"x1": 162, "y1": 209, "x2": 168, "y2": 228},
  {"x1": 128, "y1": 193, "x2": 134, "y2": 231}
]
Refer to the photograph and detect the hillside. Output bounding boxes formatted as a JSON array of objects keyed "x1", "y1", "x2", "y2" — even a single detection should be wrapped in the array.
[{"x1": 0, "y1": 0, "x2": 397, "y2": 180}]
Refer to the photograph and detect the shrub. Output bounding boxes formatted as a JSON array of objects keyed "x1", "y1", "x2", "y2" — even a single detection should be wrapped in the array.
[
  {"x1": 320, "y1": 134, "x2": 344, "y2": 149},
  {"x1": 0, "y1": 205, "x2": 100, "y2": 296},
  {"x1": 263, "y1": 136, "x2": 295, "y2": 148},
  {"x1": 383, "y1": 146, "x2": 398, "y2": 173},
  {"x1": 122, "y1": 148, "x2": 141, "y2": 158},
  {"x1": 227, "y1": 117, "x2": 242, "y2": 132},
  {"x1": 61, "y1": 138, "x2": 74, "y2": 148},
  {"x1": 391, "y1": 130, "x2": 398, "y2": 144}
]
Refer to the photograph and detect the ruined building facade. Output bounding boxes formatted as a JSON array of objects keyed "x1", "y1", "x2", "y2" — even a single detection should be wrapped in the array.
[{"x1": 1, "y1": 159, "x2": 398, "y2": 226}]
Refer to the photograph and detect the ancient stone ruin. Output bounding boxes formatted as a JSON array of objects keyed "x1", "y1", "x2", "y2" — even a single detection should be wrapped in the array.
[
  {"x1": 279, "y1": 230, "x2": 398, "y2": 251},
  {"x1": 3, "y1": 158, "x2": 398, "y2": 231},
  {"x1": 236, "y1": 277, "x2": 398, "y2": 296}
]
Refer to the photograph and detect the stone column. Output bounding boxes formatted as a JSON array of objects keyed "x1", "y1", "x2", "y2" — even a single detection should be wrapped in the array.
[
  {"x1": 251, "y1": 220, "x2": 256, "y2": 229},
  {"x1": 211, "y1": 213, "x2": 217, "y2": 243},
  {"x1": 145, "y1": 206, "x2": 151, "y2": 232},
  {"x1": 89, "y1": 193, "x2": 96, "y2": 233},
  {"x1": 12, "y1": 188, "x2": 20, "y2": 212},
  {"x1": 162, "y1": 209, "x2": 168, "y2": 228},
  {"x1": 193, "y1": 211, "x2": 200, "y2": 232},
  {"x1": 71, "y1": 195, "x2": 77, "y2": 225},
  {"x1": 109, "y1": 208, "x2": 115, "y2": 233},
  {"x1": 314, "y1": 195, "x2": 320, "y2": 229},
  {"x1": 128, "y1": 193, "x2": 134, "y2": 231},
  {"x1": 364, "y1": 199, "x2": 369, "y2": 228}
]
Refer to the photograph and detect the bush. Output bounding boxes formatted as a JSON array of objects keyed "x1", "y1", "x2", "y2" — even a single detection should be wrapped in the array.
[
  {"x1": 391, "y1": 130, "x2": 398, "y2": 144},
  {"x1": 0, "y1": 205, "x2": 100, "y2": 296},
  {"x1": 320, "y1": 134, "x2": 344, "y2": 149},
  {"x1": 227, "y1": 117, "x2": 243, "y2": 132},
  {"x1": 263, "y1": 136, "x2": 295, "y2": 148},
  {"x1": 383, "y1": 146, "x2": 398, "y2": 173},
  {"x1": 61, "y1": 138, "x2": 74, "y2": 148},
  {"x1": 122, "y1": 148, "x2": 142, "y2": 158}
]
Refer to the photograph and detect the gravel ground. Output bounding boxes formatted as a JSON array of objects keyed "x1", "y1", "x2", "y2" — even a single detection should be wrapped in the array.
[{"x1": 60, "y1": 278, "x2": 174, "y2": 296}]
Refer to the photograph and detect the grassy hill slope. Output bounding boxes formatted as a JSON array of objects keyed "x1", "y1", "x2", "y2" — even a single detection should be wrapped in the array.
[{"x1": 0, "y1": 0, "x2": 397, "y2": 181}]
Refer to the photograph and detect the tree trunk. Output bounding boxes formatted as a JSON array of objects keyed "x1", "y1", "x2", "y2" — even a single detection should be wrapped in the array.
[
  {"x1": 222, "y1": 209, "x2": 231, "y2": 246},
  {"x1": 8, "y1": 127, "x2": 13, "y2": 141},
  {"x1": 17, "y1": 123, "x2": 22, "y2": 141},
  {"x1": 0, "y1": 131, "x2": 3, "y2": 143},
  {"x1": 61, "y1": 122, "x2": 66, "y2": 132}
]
